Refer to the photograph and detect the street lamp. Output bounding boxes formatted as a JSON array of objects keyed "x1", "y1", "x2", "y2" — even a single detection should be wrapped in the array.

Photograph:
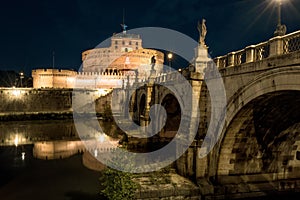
[
  {"x1": 19, "y1": 71, "x2": 24, "y2": 87},
  {"x1": 276, "y1": 0, "x2": 283, "y2": 26},
  {"x1": 167, "y1": 52, "x2": 173, "y2": 68},
  {"x1": 274, "y1": 0, "x2": 287, "y2": 36}
]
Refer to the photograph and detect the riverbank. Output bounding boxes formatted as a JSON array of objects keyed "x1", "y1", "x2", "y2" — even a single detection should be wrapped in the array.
[{"x1": 0, "y1": 111, "x2": 73, "y2": 121}]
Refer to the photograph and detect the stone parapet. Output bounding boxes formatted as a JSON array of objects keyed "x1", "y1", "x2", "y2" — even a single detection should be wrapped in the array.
[{"x1": 213, "y1": 30, "x2": 300, "y2": 69}]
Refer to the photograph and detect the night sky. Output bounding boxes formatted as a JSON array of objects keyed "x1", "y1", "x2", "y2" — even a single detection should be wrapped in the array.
[{"x1": 0, "y1": 0, "x2": 300, "y2": 75}]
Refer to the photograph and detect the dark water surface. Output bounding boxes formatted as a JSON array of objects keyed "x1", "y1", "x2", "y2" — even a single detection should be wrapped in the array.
[
  {"x1": 1, "y1": 120, "x2": 300, "y2": 200},
  {"x1": 0, "y1": 145, "x2": 104, "y2": 200},
  {"x1": 0, "y1": 119, "x2": 121, "y2": 200}
]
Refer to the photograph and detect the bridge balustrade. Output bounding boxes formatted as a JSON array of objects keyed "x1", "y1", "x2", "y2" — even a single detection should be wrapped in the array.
[
  {"x1": 214, "y1": 30, "x2": 300, "y2": 68},
  {"x1": 283, "y1": 30, "x2": 300, "y2": 54},
  {"x1": 153, "y1": 71, "x2": 182, "y2": 84}
]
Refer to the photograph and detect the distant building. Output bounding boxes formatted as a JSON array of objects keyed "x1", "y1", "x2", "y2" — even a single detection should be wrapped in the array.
[{"x1": 32, "y1": 29, "x2": 164, "y2": 89}]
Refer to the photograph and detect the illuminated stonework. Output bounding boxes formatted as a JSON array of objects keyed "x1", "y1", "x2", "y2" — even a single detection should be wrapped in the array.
[
  {"x1": 32, "y1": 69, "x2": 77, "y2": 88},
  {"x1": 32, "y1": 69, "x2": 131, "y2": 89},
  {"x1": 81, "y1": 32, "x2": 164, "y2": 79},
  {"x1": 32, "y1": 31, "x2": 165, "y2": 89}
]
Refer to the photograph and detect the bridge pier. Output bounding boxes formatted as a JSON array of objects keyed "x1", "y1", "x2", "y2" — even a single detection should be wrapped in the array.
[
  {"x1": 269, "y1": 36, "x2": 284, "y2": 57},
  {"x1": 245, "y1": 45, "x2": 256, "y2": 63}
]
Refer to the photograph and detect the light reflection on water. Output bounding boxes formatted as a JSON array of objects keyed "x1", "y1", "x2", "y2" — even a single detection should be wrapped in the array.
[
  {"x1": 0, "y1": 120, "x2": 300, "y2": 199},
  {"x1": 0, "y1": 119, "x2": 119, "y2": 162},
  {"x1": 0, "y1": 120, "x2": 78, "y2": 146},
  {"x1": 0, "y1": 119, "x2": 115, "y2": 199},
  {"x1": 0, "y1": 119, "x2": 118, "y2": 146}
]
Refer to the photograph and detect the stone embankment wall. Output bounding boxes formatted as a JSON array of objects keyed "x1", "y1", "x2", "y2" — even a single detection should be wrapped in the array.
[
  {"x1": 0, "y1": 88, "x2": 111, "y2": 120},
  {"x1": 134, "y1": 172, "x2": 200, "y2": 200},
  {"x1": 0, "y1": 88, "x2": 72, "y2": 119}
]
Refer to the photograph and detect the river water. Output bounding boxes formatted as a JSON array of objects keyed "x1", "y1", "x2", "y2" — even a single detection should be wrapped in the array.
[
  {"x1": 0, "y1": 119, "x2": 110, "y2": 200},
  {"x1": 0, "y1": 120, "x2": 299, "y2": 200}
]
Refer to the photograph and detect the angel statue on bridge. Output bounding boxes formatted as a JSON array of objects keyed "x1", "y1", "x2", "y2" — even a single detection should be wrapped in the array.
[{"x1": 197, "y1": 19, "x2": 207, "y2": 46}]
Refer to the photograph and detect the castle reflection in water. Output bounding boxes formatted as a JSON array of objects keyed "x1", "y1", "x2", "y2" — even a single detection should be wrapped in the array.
[{"x1": 0, "y1": 119, "x2": 118, "y2": 171}]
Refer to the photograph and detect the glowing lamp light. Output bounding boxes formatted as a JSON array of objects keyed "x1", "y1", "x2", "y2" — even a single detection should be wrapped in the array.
[
  {"x1": 22, "y1": 152, "x2": 25, "y2": 160},
  {"x1": 274, "y1": 0, "x2": 287, "y2": 6},
  {"x1": 274, "y1": 0, "x2": 287, "y2": 4},
  {"x1": 99, "y1": 134, "x2": 105, "y2": 143},
  {"x1": 14, "y1": 135, "x2": 19, "y2": 147},
  {"x1": 97, "y1": 89, "x2": 110, "y2": 96},
  {"x1": 12, "y1": 90, "x2": 21, "y2": 97},
  {"x1": 125, "y1": 56, "x2": 131, "y2": 65},
  {"x1": 167, "y1": 52, "x2": 173, "y2": 69}
]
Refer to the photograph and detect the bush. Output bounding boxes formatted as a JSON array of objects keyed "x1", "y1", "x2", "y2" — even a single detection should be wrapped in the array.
[{"x1": 100, "y1": 168, "x2": 138, "y2": 200}]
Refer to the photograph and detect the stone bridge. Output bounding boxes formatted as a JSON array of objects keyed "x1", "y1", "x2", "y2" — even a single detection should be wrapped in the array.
[{"x1": 111, "y1": 30, "x2": 300, "y2": 198}]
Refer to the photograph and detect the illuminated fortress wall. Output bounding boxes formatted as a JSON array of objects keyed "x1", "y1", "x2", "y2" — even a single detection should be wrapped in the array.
[
  {"x1": 32, "y1": 69, "x2": 77, "y2": 89},
  {"x1": 32, "y1": 69, "x2": 137, "y2": 89},
  {"x1": 81, "y1": 32, "x2": 164, "y2": 79}
]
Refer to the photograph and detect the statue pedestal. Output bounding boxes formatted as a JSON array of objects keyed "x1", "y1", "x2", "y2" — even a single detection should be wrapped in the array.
[
  {"x1": 195, "y1": 44, "x2": 210, "y2": 74},
  {"x1": 149, "y1": 69, "x2": 156, "y2": 84}
]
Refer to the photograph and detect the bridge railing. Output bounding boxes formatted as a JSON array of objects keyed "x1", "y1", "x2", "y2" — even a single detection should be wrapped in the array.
[
  {"x1": 283, "y1": 30, "x2": 300, "y2": 54},
  {"x1": 154, "y1": 71, "x2": 185, "y2": 83},
  {"x1": 214, "y1": 30, "x2": 300, "y2": 68}
]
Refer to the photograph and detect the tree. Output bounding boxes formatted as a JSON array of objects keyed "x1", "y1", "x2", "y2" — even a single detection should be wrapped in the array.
[{"x1": 100, "y1": 168, "x2": 138, "y2": 200}]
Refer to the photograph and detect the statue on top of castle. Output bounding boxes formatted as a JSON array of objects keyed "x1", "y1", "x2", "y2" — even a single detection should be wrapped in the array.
[
  {"x1": 197, "y1": 19, "x2": 207, "y2": 46},
  {"x1": 151, "y1": 55, "x2": 156, "y2": 70},
  {"x1": 121, "y1": 23, "x2": 128, "y2": 33}
]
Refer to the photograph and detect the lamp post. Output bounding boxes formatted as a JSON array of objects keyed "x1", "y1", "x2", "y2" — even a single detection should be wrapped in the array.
[
  {"x1": 19, "y1": 71, "x2": 24, "y2": 87},
  {"x1": 274, "y1": 0, "x2": 287, "y2": 36},
  {"x1": 276, "y1": 0, "x2": 282, "y2": 26},
  {"x1": 167, "y1": 52, "x2": 173, "y2": 69}
]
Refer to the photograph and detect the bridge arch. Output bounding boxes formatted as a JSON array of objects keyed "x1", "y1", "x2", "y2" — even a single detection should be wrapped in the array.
[
  {"x1": 139, "y1": 93, "x2": 146, "y2": 118},
  {"x1": 160, "y1": 93, "x2": 181, "y2": 137},
  {"x1": 214, "y1": 66, "x2": 300, "y2": 181}
]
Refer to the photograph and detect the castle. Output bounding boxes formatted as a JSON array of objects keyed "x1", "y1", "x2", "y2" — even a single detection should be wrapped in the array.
[{"x1": 32, "y1": 28, "x2": 164, "y2": 90}]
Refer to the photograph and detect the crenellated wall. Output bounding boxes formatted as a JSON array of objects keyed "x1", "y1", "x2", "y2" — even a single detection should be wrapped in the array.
[
  {"x1": 32, "y1": 69, "x2": 77, "y2": 89},
  {"x1": 32, "y1": 68, "x2": 142, "y2": 89}
]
